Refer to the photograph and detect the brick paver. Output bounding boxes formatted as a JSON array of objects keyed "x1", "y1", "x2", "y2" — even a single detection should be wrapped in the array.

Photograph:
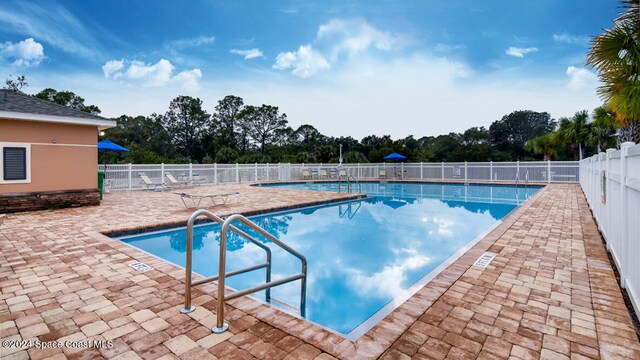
[{"x1": 1, "y1": 183, "x2": 638, "y2": 359}]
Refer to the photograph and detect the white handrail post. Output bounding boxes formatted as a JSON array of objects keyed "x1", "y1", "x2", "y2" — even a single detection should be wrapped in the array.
[
  {"x1": 189, "y1": 163, "x2": 193, "y2": 186},
  {"x1": 236, "y1": 163, "x2": 240, "y2": 183},
  {"x1": 464, "y1": 161, "x2": 467, "y2": 182},
  {"x1": 620, "y1": 142, "x2": 634, "y2": 288},
  {"x1": 547, "y1": 160, "x2": 551, "y2": 184},
  {"x1": 128, "y1": 163, "x2": 132, "y2": 190}
]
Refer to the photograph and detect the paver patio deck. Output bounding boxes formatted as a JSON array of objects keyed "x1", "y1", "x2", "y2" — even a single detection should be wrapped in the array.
[{"x1": 1, "y1": 183, "x2": 638, "y2": 359}]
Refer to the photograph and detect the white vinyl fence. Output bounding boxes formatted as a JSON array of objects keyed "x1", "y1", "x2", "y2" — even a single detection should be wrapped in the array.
[
  {"x1": 580, "y1": 142, "x2": 640, "y2": 317},
  {"x1": 100, "y1": 160, "x2": 579, "y2": 191}
]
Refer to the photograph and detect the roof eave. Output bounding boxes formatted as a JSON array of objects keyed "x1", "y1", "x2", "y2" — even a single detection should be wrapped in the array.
[{"x1": 0, "y1": 110, "x2": 117, "y2": 130}]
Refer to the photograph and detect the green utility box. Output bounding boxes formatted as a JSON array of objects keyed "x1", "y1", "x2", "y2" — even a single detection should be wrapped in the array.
[{"x1": 98, "y1": 171, "x2": 105, "y2": 200}]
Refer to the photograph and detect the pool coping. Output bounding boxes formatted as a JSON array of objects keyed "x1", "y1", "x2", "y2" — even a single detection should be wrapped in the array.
[{"x1": 82, "y1": 182, "x2": 548, "y2": 358}]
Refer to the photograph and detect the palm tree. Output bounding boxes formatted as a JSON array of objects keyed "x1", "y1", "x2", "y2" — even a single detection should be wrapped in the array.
[
  {"x1": 588, "y1": 106, "x2": 618, "y2": 152},
  {"x1": 559, "y1": 110, "x2": 590, "y2": 160},
  {"x1": 586, "y1": 0, "x2": 640, "y2": 145},
  {"x1": 525, "y1": 132, "x2": 563, "y2": 160}
]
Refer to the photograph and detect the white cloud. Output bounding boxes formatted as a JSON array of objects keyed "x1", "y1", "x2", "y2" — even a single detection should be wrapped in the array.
[
  {"x1": 101, "y1": 58, "x2": 202, "y2": 91},
  {"x1": 274, "y1": 18, "x2": 406, "y2": 78},
  {"x1": 0, "y1": 2, "x2": 103, "y2": 59},
  {"x1": 566, "y1": 66, "x2": 597, "y2": 91},
  {"x1": 230, "y1": 48, "x2": 264, "y2": 59},
  {"x1": 102, "y1": 59, "x2": 124, "y2": 79},
  {"x1": 553, "y1": 33, "x2": 590, "y2": 45},
  {"x1": 273, "y1": 45, "x2": 330, "y2": 78},
  {"x1": 0, "y1": 38, "x2": 44, "y2": 66},
  {"x1": 317, "y1": 18, "x2": 400, "y2": 58},
  {"x1": 167, "y1": 36, "x2": 215, "y2": 50},
  {"x1": 505, "y1": 46, "x2": 538, "y2": 58}
]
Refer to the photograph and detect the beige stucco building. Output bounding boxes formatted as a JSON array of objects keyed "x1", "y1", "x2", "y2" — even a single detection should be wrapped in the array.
[{"x1": 0, "y1": 90, "x2": 116, "y2": 212}]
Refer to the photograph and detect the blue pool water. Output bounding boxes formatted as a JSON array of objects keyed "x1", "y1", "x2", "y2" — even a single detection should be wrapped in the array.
[{"x1": 120, "y1": 182, "x2": 540, "y2": 338}]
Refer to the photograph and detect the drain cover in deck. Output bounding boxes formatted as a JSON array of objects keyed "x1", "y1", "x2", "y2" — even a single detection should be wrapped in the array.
[
  {"x1": 129, "y1": 261, "x2": 152, "y2": 273},
  {"x1": 473, "y1": 252, "x2": 497, "y2": 268}
]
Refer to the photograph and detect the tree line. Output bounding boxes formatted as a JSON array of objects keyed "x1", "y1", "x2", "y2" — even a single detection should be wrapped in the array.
[{"x1": 2, "y1": 75, "x2": 621, "y2": 164}]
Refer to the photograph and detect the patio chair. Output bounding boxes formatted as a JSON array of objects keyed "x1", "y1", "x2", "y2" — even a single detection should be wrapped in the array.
[
  {"x1": 174, "y1": 191, "x2": 240, "y2": 209},
  {"x1": 302, "y1": 169, "x2": 312, "y2": 180},
  {"x1": 379, "y1": 169, "x2": 387, "y2": 178},
  {"x1": 192, "y1": 173, "x2": 205, "y2": 185},
  {"x1": 139, "y1": 173, "x2": 163, "y2": 191},
  {"x1": 338, "y1": 169, "x2": 347, "y2": 178},
  {"x1": 319, "y1": 169, "x2": 329, "y2": 179},
  {"x1": 165, "y1": 172, "x2": 187, "y2": 188}
]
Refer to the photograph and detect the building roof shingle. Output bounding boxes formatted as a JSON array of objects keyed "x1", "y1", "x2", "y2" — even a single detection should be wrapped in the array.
[
  {"x1": 0, "y1": 89, "x2": 115, "y2": 129},
  {"x1": 0, "y1": 89, "x2": 109, "y2": 121}
]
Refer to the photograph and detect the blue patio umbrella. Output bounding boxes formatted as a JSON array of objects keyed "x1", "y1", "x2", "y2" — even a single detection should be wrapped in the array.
[
  {"x1": 98, "y1": 140, "x2": 129, "y2": 181},
  {"x1": 383, "y1": 152, "x2": 407, "y2": 161},
  {"x1": 98, "y1": 140, "x2": 129, "y2": 153}
]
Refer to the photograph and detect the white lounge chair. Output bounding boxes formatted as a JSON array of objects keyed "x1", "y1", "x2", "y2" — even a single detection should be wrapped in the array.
[
  {"x1": 174, "y1": 191, "x2": 240, "y2": 209},
  {"x1": 319, "y1": 169, "x2": 329, "y2": 179},
  {"x1": 139, "y1": 173, "x2": 163, "y2": 190},
  {"x1": 302, "y1": 169, "x2": 312, "y2": 180},
  {"x1": 165, "y1": 172, "x2": 187, "y2": 188},
  {"x1": 379, "y1": 169, "x2": 387, "y2": 178}
]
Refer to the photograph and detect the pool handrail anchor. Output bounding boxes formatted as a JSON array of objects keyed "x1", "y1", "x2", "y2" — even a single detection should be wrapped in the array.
[{"x1": 181, "y1": 210, "x2": 307, "y2": 334}]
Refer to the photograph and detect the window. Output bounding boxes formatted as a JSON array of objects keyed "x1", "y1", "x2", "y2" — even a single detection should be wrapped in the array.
[
  {"x1": 3, "y1": 147, "x2": 26, "y2": 180},
  {"x1": 0, "y1": 143, "x2": 31, "y2": 183}
]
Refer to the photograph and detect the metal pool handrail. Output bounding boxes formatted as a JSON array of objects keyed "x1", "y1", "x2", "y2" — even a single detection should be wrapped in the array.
[
  {"x1": 347, "y1": 174, "x2": 361, "y2": 193},
  {"x1": 180, "y1": 210, "x2": 307, "y2": 334},
  {"x1": 180, "y1": 210, "x2": 272, "y2": 313},
  {"x1": 213, "y1": 214, "x2": 307, "y2": 333}
]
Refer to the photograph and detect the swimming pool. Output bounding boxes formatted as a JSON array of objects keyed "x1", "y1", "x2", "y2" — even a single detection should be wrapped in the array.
[{"x1": 119, "y1": 182, "x2": 540, "y2": 339}]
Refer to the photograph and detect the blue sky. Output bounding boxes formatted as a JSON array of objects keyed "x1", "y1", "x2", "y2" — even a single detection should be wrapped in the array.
[{"x1": 0, "y1": 0, "x2": 618, "y2": 138}]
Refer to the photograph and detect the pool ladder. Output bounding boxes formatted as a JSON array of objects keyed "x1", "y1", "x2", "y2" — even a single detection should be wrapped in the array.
[
  {"x1": 515, "y1": 169, "x2": 529, "y2": 188},
  {"x1": 181, "y1": 210, "x2": 307, "y2": 334},
  {"x1": 338, "y1": 173, "x2": 362, "y2": 193}
]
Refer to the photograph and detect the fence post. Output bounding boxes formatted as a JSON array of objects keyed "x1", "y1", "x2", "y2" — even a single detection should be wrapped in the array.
[
  {"x1": 189, "y1": 163, "x2": 193, "y2": 186},
  {"x1": 128, "y1": 163, "x2": 132, "y2": 190},
  {"x1": 605, "y1": 149, "x2": 614, "y2": 246},
  {"x1": 161, "y1": 163, "x2": 165, "y2": 186},
  {"x1": 441, "y1": 162, "x2": 445, "y2": 180},
  {"x1": 266, "y1": 163, "x2": 269, "y2": 181},
  {"x1": 489, "y1": 161, "x2": 493, "y2": 182},
  {"x1": 547, "y1": 160, "x2": 551, "y2": 184},
  {"x1": 620, "y1": 142, "x2": 634, "y2": 288},
  {"x1": 214, "y1": 163, "x2": 218, "y2": 185},
  {"x1": 255, "y1": 163, "x2": 258, "y2": 182},
  {"x1": 420, "y1": 162, "x2": 424, "y2": 180},
  {"x1": 358, "y1": 163, "x2": 361, "y2": 178},
  {"x1": 516, "y1": 160, "x2": 520, "y2": 183},
  {"x1": 236, "y1": 163, "x2": 240, "y2": 184}
]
